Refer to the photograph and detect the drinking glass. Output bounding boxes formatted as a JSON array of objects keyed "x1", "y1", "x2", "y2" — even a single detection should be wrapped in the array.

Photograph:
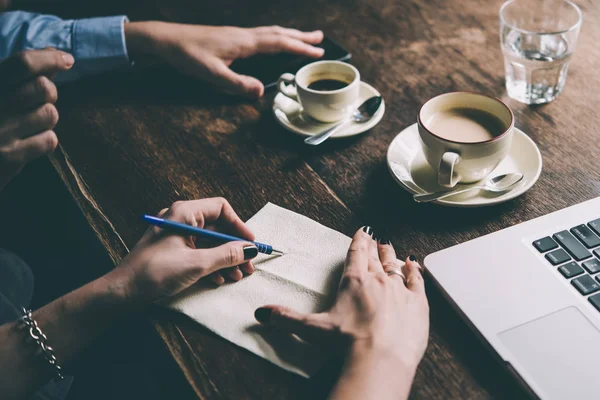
[{"x1": 500, "y1": 0, "x2": 582, "y2": 104}]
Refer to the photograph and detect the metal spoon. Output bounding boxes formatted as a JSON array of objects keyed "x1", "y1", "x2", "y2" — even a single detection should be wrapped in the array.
[
  {"x1": 413, "y1": 172, "x2": 524, "y2": 203},
  {"x1": 304, "y1": 96, "x2": 382, "y2": 145}
]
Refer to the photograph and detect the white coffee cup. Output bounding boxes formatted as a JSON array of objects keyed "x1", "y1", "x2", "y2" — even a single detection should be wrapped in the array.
[
  {"x1": 277, "y1": 60, "x2": 360, "y2": 123},
  {"x1": 417, "y1": 92, "x2": 515, "y2": 188}
]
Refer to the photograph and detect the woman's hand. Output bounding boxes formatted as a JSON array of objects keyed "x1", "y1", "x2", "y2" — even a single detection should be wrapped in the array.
[
  {"x1": 109, "y1": 198, "x2": 258, "y2": 304},
  {"x1": 255, "y1": 227, "x2": 429, "y2": 400},
  {"x1": 0, "y1": 197, "x2": 258, "y2": 400},
  {"x1": 124, "y1": 22, "x2": 324, "y2": 98}
]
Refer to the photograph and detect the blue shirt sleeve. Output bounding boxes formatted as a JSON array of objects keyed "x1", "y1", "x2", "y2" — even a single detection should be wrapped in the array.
[{"x1": 0, "y1": 11, "x2": 131, "y2": 84}]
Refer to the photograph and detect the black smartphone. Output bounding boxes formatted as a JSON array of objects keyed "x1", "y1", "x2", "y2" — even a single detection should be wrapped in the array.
[{"x1": 230, "y1": 36, "x2": 351, "y2": 89}]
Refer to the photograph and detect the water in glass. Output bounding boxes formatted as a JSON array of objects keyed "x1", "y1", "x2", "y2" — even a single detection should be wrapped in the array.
[
  {"x1": 502, "y1": 32, "x2": 572, "y2": 104},
  {"x1": 499, "y1": 0, "x2": 581, "y2": 105}
]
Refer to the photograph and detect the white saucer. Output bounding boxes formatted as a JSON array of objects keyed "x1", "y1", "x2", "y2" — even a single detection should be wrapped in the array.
[
  {"x1": 272, "y1": 81, "x2": 385, "y2": 139},
  {"x1": 386, "y1": 123, "x2": 542, "y2": 207}
]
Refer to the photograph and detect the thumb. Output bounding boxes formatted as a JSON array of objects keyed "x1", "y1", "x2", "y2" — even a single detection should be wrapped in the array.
[
  {"x1": 234, "y1": 74, "x2": 264, "y2": 98},
  {"x1": 194, "y1": 242, "x2": 258, "y2": 274},
  {"x1": 255, "y1": 305, "x2": 336, "y2": 344},
  {"x1": 0, "y1": 48, "x2": 74, "y2": 89},
  {"x1": 213, "y1": 64, "x2": 264, "y2": 98}
]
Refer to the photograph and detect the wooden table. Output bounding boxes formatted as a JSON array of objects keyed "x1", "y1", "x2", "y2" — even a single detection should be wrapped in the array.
[{"x1": 47, "y1": 0, "x2": 600, "y2": 398}]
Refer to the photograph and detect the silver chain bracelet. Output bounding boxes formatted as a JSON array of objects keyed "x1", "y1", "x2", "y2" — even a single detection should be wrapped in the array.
[{"x1": 19, "y1": 307, "x2": 65, "y2": 381}]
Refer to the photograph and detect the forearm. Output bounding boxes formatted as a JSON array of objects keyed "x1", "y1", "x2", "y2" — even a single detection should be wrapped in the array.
[
  {"x1": 0, "y1": 267, "x2": 135, "y2": 400},
  {"x1": 330, "y1": 343, "x2": 417, "y2": 400},
  {"x1": 0, "y1": 11, "x2": 130, "y2": 83}
]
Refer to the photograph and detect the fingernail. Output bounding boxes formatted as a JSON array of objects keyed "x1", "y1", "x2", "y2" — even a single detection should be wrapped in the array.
[
  {"x1": 409, "y1": 255, "x2": 417, "y2": 262},
  {"x1": 243, "y1": 245, "x2": 258, "y2": 260},
  {"x1": 255, "y1": 307, "x2": 272, "y2": 323},
  {"x1": 62, "y1": 53, "x2": 74, "y2": 67},
  {"x1": 379, "y1": 239, "x2": 391, "y2": 245},
  {"x1": 362, "y1": 226, "x2": 373, "y2": 236}
]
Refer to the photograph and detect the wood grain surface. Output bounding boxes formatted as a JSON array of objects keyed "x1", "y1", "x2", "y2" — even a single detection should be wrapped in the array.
[{"x1": 44, "y1": 0, "x2": 600, "y2": 398}]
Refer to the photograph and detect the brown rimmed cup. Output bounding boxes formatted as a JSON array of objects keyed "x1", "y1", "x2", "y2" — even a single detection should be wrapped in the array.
[{"x1": 417, "y1": 92, "x2": 515, "y2": 188}]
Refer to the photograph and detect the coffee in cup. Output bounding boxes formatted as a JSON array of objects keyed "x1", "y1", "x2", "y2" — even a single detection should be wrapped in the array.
[
  {"x1": 417, "y1": 92, "x2": 514, "y2": 188},
  {"x1": 277, "y1": 61, "x2": 360, "y2": 123},
  {"x1": 307, "y1": 78, "x2": 349, "y2": 91},
  {"x1": 426, "y1": 107, "x2": 506, "y2": 143}
]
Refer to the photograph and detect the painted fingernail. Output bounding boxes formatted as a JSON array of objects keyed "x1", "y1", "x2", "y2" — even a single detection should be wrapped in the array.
[
  {"x1": 362, "y1": 226, "x2": 373, "y2": 236},
  {"x1": 243, "y1": 245, "x2": 258, "y2": 260},
  {"x1": 409, "y1": 255, "x2": 417, "y2": 262},
  {"x1": 62, "y1": 53, "x2": 74, "y2": 67},
  {"x1": 255, "y1": 307, "x2": 272, "y2": 323},
  {"x1": 379, "y1": 239, "x2": 391, "y2": 245}
]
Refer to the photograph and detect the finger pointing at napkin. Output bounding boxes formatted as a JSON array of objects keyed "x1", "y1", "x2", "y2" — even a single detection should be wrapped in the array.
[{"x1": 255, "y1": 228, "x2": 429, "y2": 400}]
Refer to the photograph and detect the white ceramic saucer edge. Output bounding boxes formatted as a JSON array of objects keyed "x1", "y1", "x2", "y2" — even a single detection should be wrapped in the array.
[
  {"x1": 272, "y1": 81, "x2": 385, "y2": 139},
  {"x1": 386, "y1": 123, "x2": 542, "y2": 208}
]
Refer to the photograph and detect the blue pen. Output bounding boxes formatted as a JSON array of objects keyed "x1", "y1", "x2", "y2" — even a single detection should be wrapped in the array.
[{"x1": 142, "y1": 215, "x2": 284, "y2": 256}]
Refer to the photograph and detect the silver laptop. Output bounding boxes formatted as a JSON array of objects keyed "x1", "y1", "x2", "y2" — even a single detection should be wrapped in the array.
[{"x1": 426, "y1": 196, "x2": 600, "y2": 400}]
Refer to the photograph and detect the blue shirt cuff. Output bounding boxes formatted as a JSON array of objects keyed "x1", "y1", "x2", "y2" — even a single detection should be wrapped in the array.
[{"x1": 70, "y1": 15, "x2": 130, "y2": 78}]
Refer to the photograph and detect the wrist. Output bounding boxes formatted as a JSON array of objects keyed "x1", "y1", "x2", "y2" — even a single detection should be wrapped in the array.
[
  {"x1": 348, "y1": 339, "x2": 418, "y2": 379},
  {"x1": 124, "y1": 21, "x2": 169, "y2": 61},
  {"x1": 331, "y1": 340, "x2": 417, "y2": 400},
  {"x1": 98, "y1": 267, "x2": 142, "y2": 310}
]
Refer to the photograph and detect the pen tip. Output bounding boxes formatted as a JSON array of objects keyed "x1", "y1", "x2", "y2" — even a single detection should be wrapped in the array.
[{"x1": 271, "y1": 249, "x2": 285, "y2": 256}]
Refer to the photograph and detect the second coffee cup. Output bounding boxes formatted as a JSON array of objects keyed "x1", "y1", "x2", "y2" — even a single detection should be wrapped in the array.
[
  {"x1": 417, "y1": 92, "x2": 514, "y2": 188},
  {"x1": 277, "y1": 61, "x2": 360, "y2": 123}
]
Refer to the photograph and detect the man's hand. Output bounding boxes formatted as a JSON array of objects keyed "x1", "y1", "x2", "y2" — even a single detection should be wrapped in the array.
[
  {"x1": 0, "y1": 48, "x2": 74, "y2": 189},
  {"x1": 124, "y1": 23, "x2": 324, "y2": 98}
]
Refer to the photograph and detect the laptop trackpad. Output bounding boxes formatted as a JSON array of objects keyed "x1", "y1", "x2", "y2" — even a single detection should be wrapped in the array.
[{"x1": 498, "y1": 307, "x2": 600, "y2": 400}]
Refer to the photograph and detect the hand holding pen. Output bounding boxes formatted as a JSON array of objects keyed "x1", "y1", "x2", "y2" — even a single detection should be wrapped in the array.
[
  {"x1": 143, "y1": 215, "x2": 284, "y2": 256},
  {"x1": 118, "y1": 198, "x2": 267, "y2": 299}
]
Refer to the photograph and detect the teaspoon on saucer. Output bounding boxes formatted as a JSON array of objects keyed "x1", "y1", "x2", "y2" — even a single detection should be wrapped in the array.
[
  {"x1": 304, "y1": 96, "x2": 382, "y2": 145},
  {"x1": 413, "y1": 172, "x2": 524, "y2": 203}
]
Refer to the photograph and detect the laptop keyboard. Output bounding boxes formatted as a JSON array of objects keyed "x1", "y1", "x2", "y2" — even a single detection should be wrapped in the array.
[{"x1": 534, "y1": 218, "x2": 600, "y2": 312}]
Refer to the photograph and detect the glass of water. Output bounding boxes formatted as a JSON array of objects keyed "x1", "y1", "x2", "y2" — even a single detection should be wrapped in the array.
[{"x1": 500, "y1": 0, "x2": 582, "y2": 104}]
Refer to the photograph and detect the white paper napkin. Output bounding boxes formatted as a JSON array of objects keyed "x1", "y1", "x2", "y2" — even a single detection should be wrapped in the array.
[{"x1": 167, "y1": 203, "x2": 354, "y2": 377}]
